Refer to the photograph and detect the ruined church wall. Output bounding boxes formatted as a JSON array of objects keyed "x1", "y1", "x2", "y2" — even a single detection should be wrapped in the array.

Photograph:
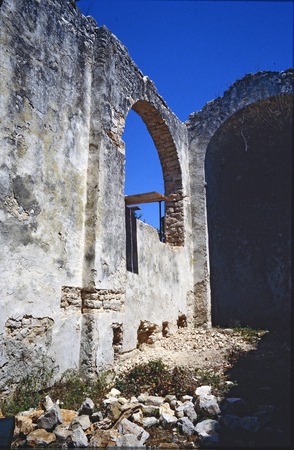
[
  {"x1": 85, "y1": 25, "x2": 193, "y2": 288},
  {"x1": 83, "y1": 25, "x2": 194, "y2": 365},
  {"x1": 0, "y1": 0, "x2": 194, "y2": 388}
]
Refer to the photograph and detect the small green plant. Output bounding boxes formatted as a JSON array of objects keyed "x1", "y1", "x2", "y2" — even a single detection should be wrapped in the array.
[
  {"x1": 114, "y1": 359, "x2": 230, "y2": 399},
  {"x1": 0, "y1": 364, "x2": 111, "y2": 416},
  {"x1": 233, "y1": 325, "x2": 268, "y2": 344},
  {"x1": 48, "y1": 369, "x2": 109, "y2": 410},
  {"x1": 115, "y1": 359, "x2": 168, "y2": 397}
]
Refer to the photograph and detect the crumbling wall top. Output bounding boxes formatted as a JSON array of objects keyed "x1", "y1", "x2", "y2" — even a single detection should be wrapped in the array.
[{"x1": 186, "y1": 69, "x2": 294, "y2": 142}]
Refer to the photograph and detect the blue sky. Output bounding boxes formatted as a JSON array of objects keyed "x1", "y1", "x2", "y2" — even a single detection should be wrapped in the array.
[{"x1": 77, "y1": 0, "x2": 293, "y2": 229}]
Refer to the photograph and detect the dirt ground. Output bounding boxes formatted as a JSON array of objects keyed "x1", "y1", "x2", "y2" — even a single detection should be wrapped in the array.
[{"x1": 113, "y1": 326, "x2": 256, "y2": 375}]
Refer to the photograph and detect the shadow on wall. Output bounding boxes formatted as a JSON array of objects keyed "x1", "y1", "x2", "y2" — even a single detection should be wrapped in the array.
[{"x1": 205, "y1": 94, "x2": 292, "y2": 329}]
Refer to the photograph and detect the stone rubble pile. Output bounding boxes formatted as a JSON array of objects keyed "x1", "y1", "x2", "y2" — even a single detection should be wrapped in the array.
[{"x1": 11, "y1": 385, "x2": 275, "y2": 448}]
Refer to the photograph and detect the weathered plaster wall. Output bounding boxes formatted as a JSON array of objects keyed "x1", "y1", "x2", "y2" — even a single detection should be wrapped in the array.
[
  {"x1": 0, "y1": 0, "x2": 194, "y2": 390},
  {"x1": 187, "y1": 71, "x2": 294, "y2": 328},
  {"x1": 0, "y1": 0, "x2": 98, "y2": 388},
  {"x1": 123, "y1": 222, "x2": 194, "y2": 353},
  {"x1": 80, "y1": 24, "x2": 194, "y2": 375},
  {"x1": 206, "y1": 95, "x2": 292, "y2": 328}
]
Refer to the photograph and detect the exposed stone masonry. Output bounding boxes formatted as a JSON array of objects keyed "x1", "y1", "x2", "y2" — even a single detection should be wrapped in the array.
[
  {"x1": 5, "y1": 316, "x2": 54, "y2": 344},
  {"x1": 82, "y1": 289, "x2": 125, "y2": 313},
  {"x1": 61, "y1": 287, "x2": 82, "y2": 309},
  {"x1": 61, "y1": 287, "x2": 125, "y2": 312}
]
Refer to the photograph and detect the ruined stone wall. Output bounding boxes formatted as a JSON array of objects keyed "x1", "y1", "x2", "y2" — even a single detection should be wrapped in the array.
[
  {"x1": 187, "y1": 70, "x2": 293, "y2": 328},
  {"x1": 84, "y1": 24, "x2": 194, "y2": 361},
  {"x1": 0, "y1": 0, "x2": 292, "y2": 393},
  {"x1": 0, "y1": 0, "x2": 194, "y2": 389}
]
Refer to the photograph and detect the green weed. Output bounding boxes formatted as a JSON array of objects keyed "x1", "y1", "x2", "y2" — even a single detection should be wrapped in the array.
[
  {"x1": 233, "y1": 326, "x2": 268, "y2": 344},
  {"x1": 114, "y1": 359, "x2": 230, "y2": 399},
  {"x1": 48, "y1": 369, "x2": 109, "y2": 410},
  {"x1": 0, "y1": 366, "x2": 111, "y2": 416},
  {"x1": 115, "y1": 359, "x2": 168, "y2": 397}
]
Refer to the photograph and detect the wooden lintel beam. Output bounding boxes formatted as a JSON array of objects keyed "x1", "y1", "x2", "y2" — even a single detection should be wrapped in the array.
[{"x1": 125, "y1": 191, "x2": 168, "y2": 205}]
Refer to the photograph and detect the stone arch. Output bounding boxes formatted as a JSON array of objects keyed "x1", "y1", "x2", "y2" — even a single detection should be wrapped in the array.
[
  {"x1": 205, "y1": 94, "x2": 292, "y2": 328},
  {"x1": 187, "y1": 69, "x2": 294, "y2": 327},
  {"x1": 124, "y1": 99, "x2": 185, "y2": 246},
  {"x1": 83, "y1": 26, "x2": 190, "y2": 290}
]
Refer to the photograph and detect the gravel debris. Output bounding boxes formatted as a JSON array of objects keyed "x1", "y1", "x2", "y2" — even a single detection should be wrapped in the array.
[{"x1": 113, "y1": 327, "x2": 256, "y2": 375}]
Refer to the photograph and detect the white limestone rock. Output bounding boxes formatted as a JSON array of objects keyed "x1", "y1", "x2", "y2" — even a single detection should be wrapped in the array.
[
  {"x1": 70, "y1": 414, "x2": 91, "y2": 431},
  {"x1": 159, "y1": 402, "x2": 175, "y2": 416},
  {"x1": 183, "y1": 402, "x2": 198, "y2": 424},
  {"x1": 14, "y1": 415, "x2": 35, "y2": 436},
  {"x1": 165, "y1": 394, "x2": 177, "y2": 404},
  {"x1": 132, "y1": 410, "x2": 144, "y2": 425},
  {"x1": 145, "y1": 395, "x2": 165, "y2": 406},
  {"x1": 69, "y1": 426, "x2": 89, "y2": 447},
  {"x1": 195, "y1": 418, "x2": 219, "y2": 435},
  {"x1": 37, "y1": 404, "x2": 63, "y2": 431},
  {"x1": 42, "y1": 396, "x2": 54, "y2": 412},
  {"x1": 143, "y1": 417, "x2": 159, "y2": 428},
  {"x1": 53, "y1": 424, "x2": 73, "y2": 442},
  {"x1": 26, "y1": 429, "x2": 56, "y2": 446},
  {"x1": 90, "y1": 411, "x2": 103, "y2": 423},
  {"x1": 182, "y1": 395, "x2": 193, "y2": 402},
  {"x1": 195, "y1": 385, "x2": 212, "y2": 397},
  {"x1": 177, "y1": 417, "x2": 196, "y2": 436},
  {"x1": 195, "y1": 394, "x2": 221, "y2": 416},
  {"x1": 106, "y1": 388, "x2": 121, "y2": 399},
  {"x1": 160, "y1": 413, "x2": 178, "y2": 428},
  {"x1": 195, "y1": 418, "x2": 220, "y2": 446},
  {"x1": 118, "y1": 418, "x2": 149, "y2": 445},
  {"x1": 115, "y1": 433, "x2": 143, "y2": 447},
  {"x1": 137, "y1": 393, "x2": 149, "y2": 403}
]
